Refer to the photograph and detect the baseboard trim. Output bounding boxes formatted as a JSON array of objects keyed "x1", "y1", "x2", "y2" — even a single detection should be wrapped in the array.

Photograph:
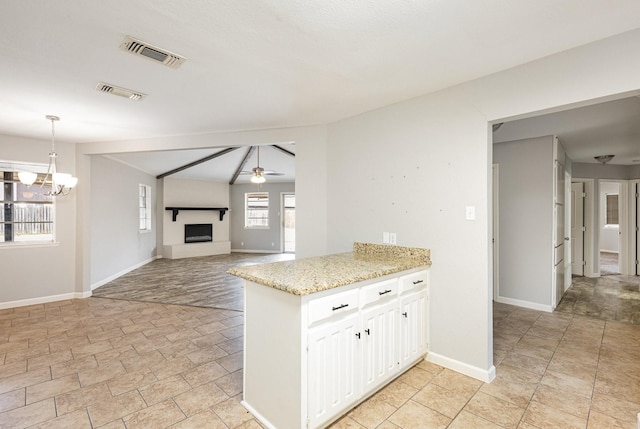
[
  {"x1": 241, "y1": 401, "x2": 277, "y2": 429},
  {"x1": 231, "y1": 249, "x2": 282, "y2": 254},
  {"x1": 426, "y1": 352, "x2": 496, "y2": 383},
  {"x1": 0, "y1": 291, "x2": 91, "y2": 310},
  {"x1": 494, "y1": 296, "x2": 553, "y2": 313},
  {"x1": 91, "y1": 255, "x2": 160, "y2": 291}
]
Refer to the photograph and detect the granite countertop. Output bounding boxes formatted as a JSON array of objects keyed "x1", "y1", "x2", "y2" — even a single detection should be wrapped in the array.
[{"x1": 228, "y1": 242, "x2": 431, "y2": 296}]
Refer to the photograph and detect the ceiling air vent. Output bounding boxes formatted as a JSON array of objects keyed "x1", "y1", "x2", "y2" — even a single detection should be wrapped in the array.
[
  {"x1": 96, "y1": 82, "x2": 146, "y2": 101},
  {"x1": 120, "y1": 36, "x2": 186, "y2": 69}
]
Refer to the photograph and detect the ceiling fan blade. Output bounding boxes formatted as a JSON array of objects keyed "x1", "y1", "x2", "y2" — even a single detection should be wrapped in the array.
[{"x1": 264, "y1": 172, "x2": 285, "y2": 176}]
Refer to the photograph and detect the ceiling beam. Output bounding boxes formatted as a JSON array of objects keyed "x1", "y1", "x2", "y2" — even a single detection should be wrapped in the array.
[
  {"x1": 272, "y1": 144, "x2": 295, "y2": 157},
  {"x1": 156, "y1": 147, "x2": 239, "y2": 179},
  {"x1": 229, "y1": 146, "x2": 256, "y2": 185}
]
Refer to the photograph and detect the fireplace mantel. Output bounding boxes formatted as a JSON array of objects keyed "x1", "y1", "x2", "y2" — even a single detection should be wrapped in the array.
[{"x1": 165, "y1": 207, "x2": 228, "y2": 222}]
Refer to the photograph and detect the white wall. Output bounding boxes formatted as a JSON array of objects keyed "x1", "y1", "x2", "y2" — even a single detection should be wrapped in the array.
[
  {"x1": 90, "y1": 155, "x2": 157, "y2": 288},
  {"x1": 493, "y1": 136, "x2": 554, "y2": 308},
  {"x1": 230, "y1": 182, "x2": 295, "y2": 252},
  {"x1": 162, "y1": 177, "x2": 230, "y2": 246},
  {"x1": 324, "y1": 29, "x2": 640, "y2": 380},
  {"x1": 0, "y1": 135, "x2": 78, "y2": 307}
]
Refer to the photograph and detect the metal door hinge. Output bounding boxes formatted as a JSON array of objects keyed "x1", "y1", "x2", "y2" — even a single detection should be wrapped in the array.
[{"x1": 583, "y1": 261, "x2": 587, "y2": 266}]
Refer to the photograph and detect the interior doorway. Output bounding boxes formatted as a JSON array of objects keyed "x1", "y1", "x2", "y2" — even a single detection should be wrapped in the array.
[
  {"x1": 282, "y1": 193, "x2": 295, "y2": 253},
  {"x1": 599, "y1": 181, "x2": 622, "y2": 275}
]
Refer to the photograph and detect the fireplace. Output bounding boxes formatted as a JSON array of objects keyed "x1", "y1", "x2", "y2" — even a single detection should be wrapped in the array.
[{"x1": 184, "y1": 224, "x2": 213, "y2": 243}]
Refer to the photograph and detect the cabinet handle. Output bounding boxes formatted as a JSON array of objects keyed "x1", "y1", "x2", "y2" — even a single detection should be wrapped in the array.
[
  {"x1": 365, "y1": 329, "x2": 370, "y2": 335},
  {"x1": 332, "y1": 304, "x2": 349, "y2": 311},
  {"x1": 402, "y1": 312, "x2": 408, "y2": 318},
  {"x1": 412, "y1": 279, "x2": 424, "y2": 285},
  {"x1": 378, "y1": 289, "x2": 392, "y2": 296},
  {"x1": 355, "y1": 332, "x2": 361, "y2": 339}
]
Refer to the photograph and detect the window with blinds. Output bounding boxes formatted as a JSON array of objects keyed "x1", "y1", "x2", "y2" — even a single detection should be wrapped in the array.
[
  {"x1": 606, "y1": 194, "x2": 619, "y2": 225},
  {"x1": 245, "y1": 192, "x2": 269, "y2": 228}
]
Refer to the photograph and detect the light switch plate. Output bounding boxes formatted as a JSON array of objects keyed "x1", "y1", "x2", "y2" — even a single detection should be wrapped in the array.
[
  {"x1": 389, "y1": 233, "x2": 397, "y2": 245},
  {"x1": 383, "y1": 232, "x2": 389, "y2": 244},
  {"x1": 465, "y1": 205, "x2": 476, "y2": 220}
]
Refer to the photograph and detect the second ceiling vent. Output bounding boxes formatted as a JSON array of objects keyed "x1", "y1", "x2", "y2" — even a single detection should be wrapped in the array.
[{"x1": 120, "y1": 36, "x2": 186, "y2": 69}]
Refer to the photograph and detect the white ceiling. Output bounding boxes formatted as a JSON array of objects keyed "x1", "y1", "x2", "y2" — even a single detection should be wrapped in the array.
[
  {"x1": 2, "y1": 1, "x2": 640, "y2": 178},
  {"x1": 493, "y1": 96, "x2": 640, "y2": 165}
]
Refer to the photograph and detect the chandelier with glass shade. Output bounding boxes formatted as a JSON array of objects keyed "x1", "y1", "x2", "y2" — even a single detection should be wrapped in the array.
[{"x1": 18, "y1": 115, "x2": 78, "y2": 196}]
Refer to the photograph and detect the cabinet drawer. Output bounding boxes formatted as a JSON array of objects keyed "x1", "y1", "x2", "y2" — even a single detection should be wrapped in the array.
[
  {"x1": 308, "y1": 289, "x2": 359, "y2": 326},
  {"x1": 399, "y1": 270, "x2": 428, "y2": 295},
  {"x1": 361, "y1": 279, "x2": 398, "y2": 307}
]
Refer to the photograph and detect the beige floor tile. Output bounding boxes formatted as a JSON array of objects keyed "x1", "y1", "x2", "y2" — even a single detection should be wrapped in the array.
[
  {"x1": 0, "y1": 397, "x2": 56, "y2": 428},
  {"x1": 150, "y1": 356, "x2": 196, "y2": 380},
  {"x1": 0, "y1": 366, "x2": 51, "y2": 395},
  {"x1": 71, "y1": 340, "x2": 114, "y2": 359},
  {"x1": 182, "y1": 360, "x2": 229, "y2": 388},
  {"x1": 479, "y1": 376, "x2": 537, "y2": 408},
  {"x1": 500, "y1": 351, "x2": 550, "y2": 375},
  {"x1": 371, "y1": 379, "x2": 418, "y2": 408},
  {"x1": 158, "y1": 339, "x2": 201, "y2": 360},
  {"x1": 4, "y1": 342, "x2": 50, "y2": 365},
  {"x1": 174, "y1": 382, "x2": 229, "y2": 416},
  {"x1": 448, "y1": 410, "x2": 504, "y2": 429},
  {"x1": 26, "y1": 373, "x2": 80, "y2": 404},
  {"x1": 120, "y1": 349, "x2": 166, "y2": 373},
  {"x1": 93, "y1": 345, "x2": 138, "y2": 364},
  {"x1": 0, "y1": 388, "x2": 25, "y2": 413},
  {"x1": 540, "y1": 369, "x2": 594, "y2": 398},
  {"x1": 211, "y1": 395, "x2": 255, "y2": 428},
  {"x1": 50, "y1": 355, "x2": 98, "y2": 380},
  {"x1": 78, "y1": 360, "x2": 126, "y2": 387},
  {"x1": 122, "y1": 399, "x2": 186, "y2": 429},
  {"x1": 54, "y1": 382, "x2": 112, "y2": 415},
  {"x1": 139, "y1": 374, "x2": 192, "y2": 406},
  {"x1": 328, "y1": 415, "x2": 367, "y2": 428},
  {"x1": 521, "y1": 400, "x2": 587, "y2": 429},
  {"x1": 464, "y1": 391, "x2": 525, "y2": 429},
  {"x1": 29, "y1": 408, "x2": 92, "y2": 429},
  {"x1": 531, "y1": 384, "x2": 591, "y2": 420},
  {"x1": 86, "y1": 390, "x2": 146, "y2": 427},
  {"x1": 214, "y1": 369, "x2": 243, "y2": 397},
  {"x1": 0, "y1": 359, "x2": 27, "y2": 380},
  {"x1": 218, "y1": 351, "x2": 243, "y2": 373},
  {"x1": 594, "y1": 371, "x2": 640, "y2": 404},
  {"x1": 590, "y1": 392, "x2": 640, "y2": 424},
  {"x1": 387, "y1": 399, "x2": 451, "y2": 429},
  {"x1": 431, "y1": 369, "x2": 483, "y2": 395},
  {"x1": 347, "y1": 396, "x2": 396, "y2": 428},
  {"x1": 374, "y1": 421, "x2": 401, "y2": 429},
  {"x1": 167, "y1": 409, "x2": 228, "y2": 429},
  {"x1": 586, "y1": 410, "x2": 634, "y2": 429},
  {"x1": 106, "y1": 368, "x2": 158, "y2": 396},
  {"x1": 186, "y1": 345, "x2": 229, "y2": 365},
  {"x1": 412, "y1": 383, "x2": 470, "y2": 418}
]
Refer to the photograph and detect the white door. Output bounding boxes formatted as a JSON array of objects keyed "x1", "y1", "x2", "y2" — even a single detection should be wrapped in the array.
[
  {"x1": 492, "y1": 164, "x2": 499, "y2": 301},
  {"x1": 571, "y1": 182, "x2": 585, "y2": 276},
  {"x1": 553, "y1": 161, "x2": 565, "y2": 307},
  {"x1": 399, "y1": 290, "x2": 427, "y2": 369},
  {"x1": 564, "y1": 171, "x2": 572, "y2": 289},
  {"x1": 362, "y1": 300, "x2": 398, "y2": 392},
  {"x1": 307, "y1": 313, "x2": 360, "y2": 429}
]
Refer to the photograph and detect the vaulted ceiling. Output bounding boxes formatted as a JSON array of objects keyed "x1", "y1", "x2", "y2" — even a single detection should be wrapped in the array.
[{"x1": 1, "y1": 1, "x2": 640, "y2": 177}]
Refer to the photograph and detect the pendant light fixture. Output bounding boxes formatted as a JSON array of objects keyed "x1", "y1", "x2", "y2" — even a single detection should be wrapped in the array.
[{"x1": 18, "y1": 115, "x2": 78, "y2": 195}]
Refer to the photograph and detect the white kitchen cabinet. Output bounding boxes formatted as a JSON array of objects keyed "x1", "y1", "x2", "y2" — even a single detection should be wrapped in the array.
[
  {"x1": 307, "y1": 312, "x2": 361, "y2": 429},
  {"x1": 362, "y1": 298, "x2": 398, "y2": 392},
  {"x1": 399, "y1": 289, "x2": 427, "y2": 368},
  {"x1": 242, "y1": 268, "x2": 428, "y2": 429}
]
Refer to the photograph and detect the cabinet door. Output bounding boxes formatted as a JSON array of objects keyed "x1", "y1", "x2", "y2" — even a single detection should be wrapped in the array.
[
  {"x1": 362, "y1": 300, "x2": 398, "y2": 392},
  {"x1": 399, "y1": 290, "x2": 427, "y2": 369},
  {"x1": 307, "y1": 313, "x2": 361, "y2": 428}
]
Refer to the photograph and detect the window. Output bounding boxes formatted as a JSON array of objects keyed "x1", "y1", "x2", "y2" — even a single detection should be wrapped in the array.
[
  {"x1": 245, "y1": 192, "x2": 269, "y2": 228},
  {"x1": 605, "y1": 194, "x2": 619, "y2": 225},
  {"x1": 139, "y1": 184, "x2": 151, "y2": 232},
  {"x1": 0, "y1": 164, "x2": 54, "y2": 243}
]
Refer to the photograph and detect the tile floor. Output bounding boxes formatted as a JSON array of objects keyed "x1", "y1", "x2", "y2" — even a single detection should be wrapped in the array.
[{"x1": 1, "y1": 279, "x2": 639, "y2": 427}]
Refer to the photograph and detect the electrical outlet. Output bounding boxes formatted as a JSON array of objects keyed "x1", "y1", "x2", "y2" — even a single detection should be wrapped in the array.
[
  {"x1": 389, "y1": 233, "x2": 397, "y2": 245},
  {"x1": 383, "y1": 232, "x2": 389, "y2": 244}
]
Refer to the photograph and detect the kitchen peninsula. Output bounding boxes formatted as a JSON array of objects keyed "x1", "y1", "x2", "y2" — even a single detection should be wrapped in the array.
[{"x1": 229, "y1": 242, "x2": 431, "y2": 429}]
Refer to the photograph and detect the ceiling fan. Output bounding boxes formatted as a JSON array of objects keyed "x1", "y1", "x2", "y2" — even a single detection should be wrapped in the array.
[{"x1": 240, "y1": 146, "x2": 284, "y2": 183}]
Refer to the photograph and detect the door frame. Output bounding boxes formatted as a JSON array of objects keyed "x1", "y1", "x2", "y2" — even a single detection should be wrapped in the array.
[
  {"x1": 280, "y1": 192, "x2": 295, "y2": 253},
  {"x1": 598, "y1": 179, "x2": 629, "y2": 275},
  {"x1": 572, "y1": 178, "x2": 596, "y2": 277}
]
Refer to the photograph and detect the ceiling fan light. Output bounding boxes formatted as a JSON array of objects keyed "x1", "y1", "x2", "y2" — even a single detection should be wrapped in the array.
[
  {"x1": 18, "y1": 171, "x2": 37, "y2": 185},
  {"x1": 594, "y1": 154, "x2": 614, "y2": 164},
  {"x1": 251, "y1": 172, "x2": 266, "y2": 184}
]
